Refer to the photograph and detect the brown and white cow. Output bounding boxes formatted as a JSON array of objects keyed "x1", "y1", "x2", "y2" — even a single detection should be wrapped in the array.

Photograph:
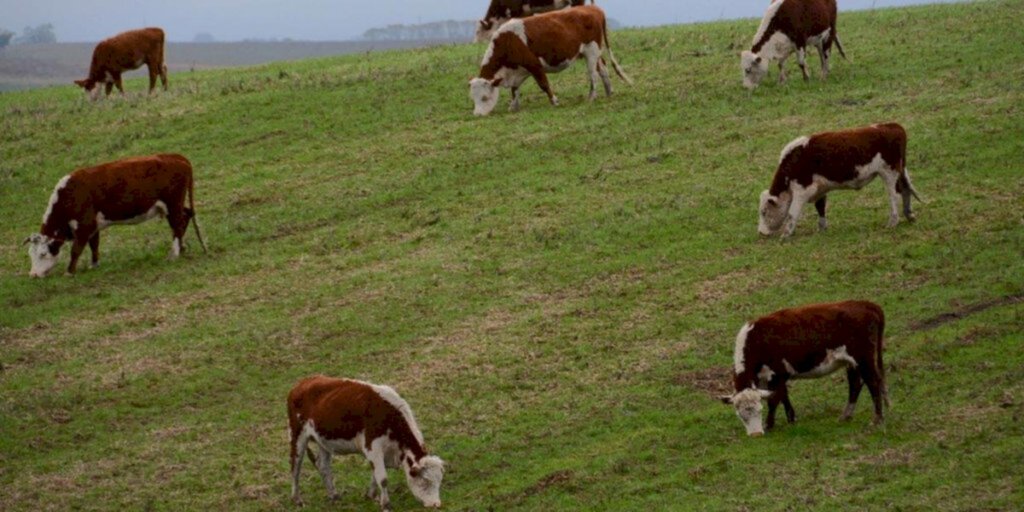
[
  {"x1": 758, "y1": 122, "x2": 922, "y2": 237},
  {"x1": 474, "y1": 0, "x2": 592, "y2": 43},
  {"x1": 469, "y1": 5, "x2": 631, "y2": 116},
  {"x1": 74, "y1": 27, "x2": 168, "y2": 99},
  {"x1": 288, "y1": 376, "x2": 445, "y2": 510},
  {"x1": 720, "y1": 301, "x2": 889, "y2": 437},
  {"x1": 23, "y1": 154, "x2": 207, "y2": 278},
  {"x1": 740, "y1": 0, "x2": 847, "y2": 90}
]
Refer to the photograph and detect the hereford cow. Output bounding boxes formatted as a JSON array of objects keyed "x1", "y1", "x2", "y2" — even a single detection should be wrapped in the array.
[
  {"x1": 474, "y1": 0, "x2": 592, "y2": 43},
  {"x1": 74, "y1": 27, "x2": 168, "y2": 99},
  {"x1": 288, "y1": 376, "x2": 445, "y2": 510},
  {"x1": 740, "y1": 0, "x2": 847, "y2": 90},
  {"x1": 720, "y1": 301, "x2": 889, "y2": 437},
  {"x1": 469, "y1": 5, "x2": 632, "y2": 116},
  {"x1": 23, "y1": 154, "x2": 207, "y2": 278},
  {"x1": 758, "y1": 123, "x2": 921, "y2": 237}
]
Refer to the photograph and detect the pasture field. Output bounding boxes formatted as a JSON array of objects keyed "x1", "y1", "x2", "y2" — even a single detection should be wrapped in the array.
[{"x1": 1, "y1": 1, "x2": 1022, "y2": 510}]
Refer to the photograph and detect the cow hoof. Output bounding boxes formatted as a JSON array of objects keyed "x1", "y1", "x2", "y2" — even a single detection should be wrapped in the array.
[
  {"x1": 90, "y1": 261, "x2": 100, "y2": 269},
  {"x1": 550, "y1": 96, "x2": 559, "y2": 106},
  {"x1": 292, "y1": 496, "x2": 304, "y2": 507},
  {"x1": 872, "y1": 415, "x2": 885, "y2": 425},
  {"x1": 839, "y1": 414, "x2": 853, "y2": 422}
]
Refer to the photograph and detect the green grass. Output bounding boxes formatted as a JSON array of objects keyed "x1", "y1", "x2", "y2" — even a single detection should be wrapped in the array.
[{"x1": 1, "y1": 1, "x2": 1023, "y2": 510}]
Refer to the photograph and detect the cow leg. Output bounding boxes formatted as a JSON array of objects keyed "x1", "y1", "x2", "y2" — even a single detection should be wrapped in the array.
[
  {"x1": 880, "y1": 171, "x2": 901, "y2": 228},
  {"x1": 815, "y1": 196, "x2": 828, "y2": 231},
  {"x1": 797, "y1": 47, "x2": 810, "y2": 81},
  {"x1": 113, "y1": 73, "x2": 125, "y2": 94},
  {"x1": 841, "y1": 368, "x2": 864, "y2": 421},
  {"x1": 66, "y1": 230, "x2": 93, "y2": 275},
  {"x1": 88, "y1": 231, "x2": 100, "y2": 268},
  {"x1": 509, "y1": 86, "x2": 521, "y2": 112},
  {"x1": 859, "y1": 364, "x2": 885, "y2": 424},
  {"x1": 899, "y1": 170, "x2": 917, "y2": 222},
  {"x1": 365, "y1": 440, "x2": 391, "y2": 511},
  {"x1": 817, "y1": 41, "x2": 830, "y2": 79},
  {"x1": 782, "y1": 393, "x2": 797, "y2": 424},
  {"x1": 290, "y1": 428, "x2": 312, "y2": 506},
  {"x1": 525, "y1": 62, "x2": 558, "y2": 106},
  {"x1": 313, "y1": 446, "x2": 338, "y2": 501},
  {"x1": 148, "y1": 64, "x2": 158, "y2": 94},
  {"x1": 777, "y1": 57, "x2": 788, "y2": 84},
  {"x1": 598, "y1": 58, "x2": 613, "y2": 96},
  {"x1": 583, "y1": 41, "x2": 602, "y2": 101},
  {"x1": 366, "y1": 473, "x2": 380, "y2": 501},
  {"x1": 104, "y1": 81, "x2": 114, "y2": 97},
  {"x1": 161, "y1": 64, "x2": 169, "y2": 90},
  {"x1": 782, "y1": 195, "x2": 807, "y2": 238},
  {"x1": 167, "y1": 202, "x2": 188, "y2": 259}
]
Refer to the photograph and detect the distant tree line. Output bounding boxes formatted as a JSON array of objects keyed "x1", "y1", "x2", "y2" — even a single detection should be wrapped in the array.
[
  {"x1": 0, "y1": 24, "x2": 57, "y2": 48},
  {"x1": 362, "y1": 18, "x2": 623, "y2": 42}
]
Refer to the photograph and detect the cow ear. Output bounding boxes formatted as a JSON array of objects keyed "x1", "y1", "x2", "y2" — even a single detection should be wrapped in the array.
[
  {"x1": 22, "y1": 236, "x2": 32, "y2": 246},
  {"x1": 490, "y1": 78, "x2": 503, "y2": 88},
  {"x1": 754, "y1": 56, "x2": 762, "y2": 64},
  {"x1": 47, "y1": 240, "x2": 62, "y2": 256},
  {"x1": 766, "y1": 198, "x2": 777, "y2": 207},
  {"x1": 718, "y1": 395, "x2": 734, "y2": 405},
  {"x1": 408, "y1": 465, "x2": 422, "y2": 478}
]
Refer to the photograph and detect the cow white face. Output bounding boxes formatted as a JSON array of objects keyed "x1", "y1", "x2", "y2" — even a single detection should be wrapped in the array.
[
  {"x1": 741, "y1": 51, "x2": 768, "y2": 90},
  {"x1": 24, "y1": 234, "x2": 62, "y2": 278},
  {"x1": 758, "y1": 190, "x2": 789, "y2": 236},
  {"x1": 469, "y1": 77, "x2": 502, "y2": 116},
  {"x1": 405, "y1": 455, "x2": 445, "y2": 508},
  {"x1": 720, "y1": 388, "x2": 772, "y2": 436}
]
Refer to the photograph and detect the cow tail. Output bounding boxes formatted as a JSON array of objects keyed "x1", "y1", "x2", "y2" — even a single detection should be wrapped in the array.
[
  {"x1": 899, "y1": 169, "x2": 923, "y2": 203},
  {"x1": 188, "y1": 173, "x2": 209, "y2": 253},
  {"x1": 833, "y1": 31, "x2": 848, "y2": 61},
  {"x1": 602, "y1": 16, "x2": 633, "y2": 85}
]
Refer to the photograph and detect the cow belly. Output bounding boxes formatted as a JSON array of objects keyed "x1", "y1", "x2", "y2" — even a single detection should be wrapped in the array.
[
  {"x1": 321, "y1": 436, "x2": 362, "y2": 456},
  {"x1": 541, "y1": 57, "x2": 574, "y2": 73},
  {"x1": 96, "y1": 200, "x2": 168, "y2": 230},
  {"x1": 806, "y1": 28, "x2": 831, "y2": 47}
]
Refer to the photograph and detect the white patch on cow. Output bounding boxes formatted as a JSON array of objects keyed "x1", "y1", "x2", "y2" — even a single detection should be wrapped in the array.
[
  {"x1": 852, "y1": 153, "x2": 890, "y2": 188},
  {"x1": 729, "y1": 388, "x2": 772, "y2": 436},
  {"x1": 171, "y1": 237, "x2": 181, "y2": 258},
  {"x1": 469, "y1": 77, "x2": 501, "y2": 116},
  {"x1": 807, "y1": 28, "x2": 831, "y2": 48},
  {"x1": 501, "y1": 19, "x2": 528, "y2": 46},
  {"x1": 733, "y1": 323, "x2": 755, "y2": 374},
  {"x1": 369, "y1": 383, "x2": 425, "y2": 446},
  {"x1": 792, "y1": 345, "x2": 858, "y2": 379},
  {"x1": 751, "y1": 0, "x2": 787, "y2": 48},
  {"x1": 783, "y1": 359, "x2": 797, "y2": 375},
  {"x1": 757, "y1": 364, "x2": 775, "y2": 385},
  {"x1": 68, "y1": 219, "x2": 79, "y2": 232},
  {"x1": 780, "y1": 136, "x2": 810, "y2": 163},
  {"x1": 761, "y1": 31, "x2": 796, "y2": 63},
  {"x1": 42, "y1": 175, "x2": 71, "y2": 225},
  {"x1": 96, "y1": 200, "x2": 168, "y2": 230}
]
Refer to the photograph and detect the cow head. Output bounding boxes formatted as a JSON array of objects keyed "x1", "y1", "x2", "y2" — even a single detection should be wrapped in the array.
[
  {"x1": 469, "y1": 77, "x2": 503, "y2": 116},
  {"x1": 474, "y1": 19, "x2": 496, "y2": 43},
  {"x1": 758, "y1": 190, "x2": 791, "y2": 236},
  {"x1": 740, "y1": 51, "x2": 768, "y2": 90},
  {"x1": 23, "y1": 233, "x2": 64, "y2": 278},
  {"x1": 74, "y1": 79, "x2": 102, "y2": 100},
  {"x1": 719, "y1": 388, "x2": 773, "y2": 436},
  {"x1": 405, "y1": 455, "x2": 445, "y2": 508}
]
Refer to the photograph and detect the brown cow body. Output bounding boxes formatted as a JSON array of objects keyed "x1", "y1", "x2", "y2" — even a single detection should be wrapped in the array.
[
  {"x1": 75, "y1": 27, "x2": 168, "y2": 98},
  {"x1": 469, "y1": 5, "x2": 631, "y2": 116},
  {"x1": 287, "y1": 376, "x2": 445, "y2": 510},
  {"x1": 721, "y1": 301, "x2": 889, "y2": 436},
  {"x1": 24, "y1": 154, "x2": 206, "y2": 278},
  {"x1": 741, "y1": 0, "x2": 846, "y2": 89},
  {"x1": 474, "y1": 0, "x2": 592, "y2": 43},
  {"x1": 758, "y1": 122, "x2": 921, "y2": 237}
]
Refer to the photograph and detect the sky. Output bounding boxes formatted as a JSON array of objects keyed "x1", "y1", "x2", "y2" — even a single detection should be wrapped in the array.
[{"x1": 0, "y1": 0, "x2": 956, "y2": 42}]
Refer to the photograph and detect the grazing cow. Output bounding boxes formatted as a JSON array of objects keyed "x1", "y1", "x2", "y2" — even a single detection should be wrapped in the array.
[
  {"x1": 740, "y1": 0, "x2": 847, "y2": 90},
  {"x1": 23, "y1": 154, "x2": 207, "y2": 278},
  {"x1": 288, "y1": 376, "x2": 445, "y2": 510},
  {"x1": 74, "y1": 27, "x2": 168, "y2": 99},
  {"x1": 469, "y1": 5, "x2": 632, "y2": 116},
  {"x1": 758, "y1": 122, "x2": 921, "y2": 237},
  {"x1": 474, "y1": 0, "x2": 592, "y2": 43},
  {"x1": 720, "y1": 301, "x2": 889, "y2": 437}
]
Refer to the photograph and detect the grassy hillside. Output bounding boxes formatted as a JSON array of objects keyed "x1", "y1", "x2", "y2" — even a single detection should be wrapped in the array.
[{"x1": 1, "y1": 1, "x2": 1022, "y2": 510}]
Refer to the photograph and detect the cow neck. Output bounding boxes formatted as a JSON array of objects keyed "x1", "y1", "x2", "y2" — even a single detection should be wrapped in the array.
[
  {"x1": 41, "y1": 204, "x2": 71, "y2": 241},
  {"x1": 768, "y1": 167, "x2": 792, "y2": 197},
  {"x1": 733, "y1": 369, "x2": 758, "y2": 392}
]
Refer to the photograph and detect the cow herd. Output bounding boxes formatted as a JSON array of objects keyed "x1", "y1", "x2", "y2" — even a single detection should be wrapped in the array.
[{"x1": 17, "y1": 0, "x2": 938, "y2": 509}]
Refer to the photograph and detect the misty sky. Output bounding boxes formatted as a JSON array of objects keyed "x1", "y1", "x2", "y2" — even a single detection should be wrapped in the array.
[{"x1": 1, "y1": 0, "x2": 956, "y2": 42}]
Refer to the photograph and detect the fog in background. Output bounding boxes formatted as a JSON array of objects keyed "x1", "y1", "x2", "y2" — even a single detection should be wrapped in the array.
[{"x1": 1, "y1": 0, "x2": 959, "y2": 42}]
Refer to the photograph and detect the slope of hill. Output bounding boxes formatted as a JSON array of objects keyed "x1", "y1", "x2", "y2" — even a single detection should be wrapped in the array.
[{"x1": 1, "y1": 1, "x2": 1022, "y2": 510}]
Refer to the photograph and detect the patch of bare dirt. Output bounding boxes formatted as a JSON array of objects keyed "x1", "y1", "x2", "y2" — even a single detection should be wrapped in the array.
[
  {"x1": 522, "y1": 469, "x2": 575, "y2": 496},
  {"x1": 909, "y1": 293, "x2": 1023, "y2": 331},
  {"x1": 673, "y1": 366, "x2": 733, "y2": 397}
]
